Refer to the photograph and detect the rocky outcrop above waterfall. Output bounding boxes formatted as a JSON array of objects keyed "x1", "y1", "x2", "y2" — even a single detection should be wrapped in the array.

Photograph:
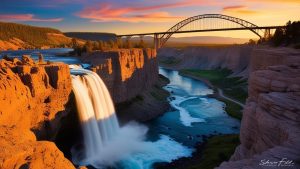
[
  {"x1": 0, "y1": 56, "x2": 74, "y2": 169},
  {"x1": 82, "y1": 48, "x2": 169, "y2": 122},
  {"x1": 217, "y1": 47, "x2": 300, "y2": 169},
  {"x1": 82, "y1": 48, "x2": 158, "y2": 103},
  {"x1": 158, "y1": 45, "x2": 253, "y2": 78}
]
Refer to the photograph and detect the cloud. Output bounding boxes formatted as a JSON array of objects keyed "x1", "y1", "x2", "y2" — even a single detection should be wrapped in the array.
[
  {"x1": 223, "y1": 5, "x2": 259, "y2": 15},
  {"x1": 0, "y1": 14, "x2": 63, "y2": 22},
  {"x1": 247, "y1": 0, "x2": 300, "y2": 4},
  {"x1": 77, "y1": 0, "x2": 208, "y2": 22},
  {"x1": 90, "y1": 12, "x2": 183, "y2": 23}
]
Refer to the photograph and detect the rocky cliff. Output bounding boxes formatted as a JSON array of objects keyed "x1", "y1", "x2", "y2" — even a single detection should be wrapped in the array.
[
  {"x1": 0, "y1": 56, "x2": 74, "y2": 169},
  {"x1": 81, "y1": 48, "x2": 170, "y2": 122},
  {"x1": 217, "y1": 47, "x2": 300, "y2": 169},
  {"x1": 158, "y1": 45, "x2": 254, "y2": 78}
]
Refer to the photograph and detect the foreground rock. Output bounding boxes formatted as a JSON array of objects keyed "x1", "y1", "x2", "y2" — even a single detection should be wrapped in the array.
[
  {"x1": 82, "y1": 48, "x2": 170, "y2": 122},
  {"x1": 217, "y1": 47, "x2": 300, "y2": 169},
  {"x1": 0, "y1": 56, "x2": 74, "y2": 169}
]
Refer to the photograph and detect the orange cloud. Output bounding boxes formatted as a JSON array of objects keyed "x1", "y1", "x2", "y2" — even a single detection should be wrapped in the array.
[
  {"x1": 0, "y1": 14, "x2": 63, "y2": 22},
  {"x1": 223, "y1": 5, "x2": 259, "y2": 15},
  {"x1": 248, "y1": 0, "x2": 300, "y2": 4},
  {"x1": 77, "y1": 0, "x2": 208, "y2": 22}
]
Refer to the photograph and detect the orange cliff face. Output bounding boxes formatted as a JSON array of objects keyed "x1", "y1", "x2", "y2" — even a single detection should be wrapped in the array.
[
  {"x1": 82, "y1": 48, "x2": 158, "y2": 103},
  {"x1": 0, "y1": 56, "x2": 74, "y2": 169}
]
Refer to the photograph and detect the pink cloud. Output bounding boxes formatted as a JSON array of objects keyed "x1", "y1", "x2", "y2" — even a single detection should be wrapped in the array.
[
  {"x1": 223, "y1": 5, "x2": 259, "y2": 15},
  {"x1": 0, "y1": 14, "x2": 63, "y2": 22},
  {"x1": 77, "y1": 0, "x2": 209, "y2": 22},
  {"x1": 90, "y1": 12, "x2": 183, "y2": 23}
]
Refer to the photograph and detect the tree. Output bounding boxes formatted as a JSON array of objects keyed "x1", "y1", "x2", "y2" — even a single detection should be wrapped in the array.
[
  {"x1": 124, "y1": 39, "x2": 132, "y2": 48},
  {"x1": 92, "y1": 41, "x2": 99, "y2": 50},
  {"x1": 272, "y1": 28, "x2": 285, "y2": 46},
  {"x1": 108, "y1": 40, "x2": 118, "y2": 49},
  {"x1": 98, "y1": 40, "x2": 105, "y2": 51},
  {"x1": 116, "y1": 38, "x2": 123, "y2": 48},
  {"x1": 71, "y1": 38, "x2": 78, "y2": 48},
  {"x1": 248, "y1": 39, "x2": 256, "y2": 45},
  {"x1": 138, "y1": 39, "x2": 147, "y2": 48},
  {"x1": 83, "y1": 40, "x2": 93, "y2": 53}
]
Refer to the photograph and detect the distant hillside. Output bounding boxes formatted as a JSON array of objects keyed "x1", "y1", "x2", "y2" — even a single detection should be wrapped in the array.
[
  {"x1": 0, "y1": 22, "x2": 72, "y2": 50},
  {"x1": 64, "y1": 32, "x2": 117, "y2": 42},
  {"x1": 129, "y1": 35, "x2": 250, "y2": 47}
]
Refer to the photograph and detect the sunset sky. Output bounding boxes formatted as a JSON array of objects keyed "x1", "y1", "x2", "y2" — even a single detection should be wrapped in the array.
[{"x1": 0, "y1": 0, "x2": 299, "y2": 39}]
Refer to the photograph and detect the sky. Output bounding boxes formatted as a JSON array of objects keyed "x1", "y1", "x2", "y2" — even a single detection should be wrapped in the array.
[{"x1": 0, "y1": 0, "x2": 299, "y2": 39}]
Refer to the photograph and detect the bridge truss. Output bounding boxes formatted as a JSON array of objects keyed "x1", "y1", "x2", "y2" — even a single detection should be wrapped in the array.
[{"x1": 117, "y1": 14, "x2": 284, "y2": 49}]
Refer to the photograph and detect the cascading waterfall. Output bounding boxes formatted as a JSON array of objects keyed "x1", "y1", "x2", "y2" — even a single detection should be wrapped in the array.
[
  {"x1": 70, "y1": 67, "x2": 121, "y2": 167},
  {"x1": 70, "y1": 66, "x2": 192, "y2": 169}
]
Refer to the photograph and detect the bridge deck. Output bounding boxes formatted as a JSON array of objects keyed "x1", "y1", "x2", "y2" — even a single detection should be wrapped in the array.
[{"x1": 117, "y1": 26, "x2": 284, "y2": 37}]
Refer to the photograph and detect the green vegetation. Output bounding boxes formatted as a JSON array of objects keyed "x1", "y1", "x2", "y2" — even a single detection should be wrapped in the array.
[
  {"x1": 219, "y1": 98, "x2": 243, "y2": 120},
  {"x1": 0, "y1": 21, "x2": 63, "y2": 47},
  {"x1": 159, "y1": 56, "x2": 182, "y2": 66},
  {"x1": 179, "y1": 69, "x2": 248, "y2": 103},
  {"x1": 271, "y1": 20, "x2": 300, "y2": 47},
  {"x1": 189, "y1": 134, "x2": 240, "y2": 169},
  {"x1": 179, "y1": 69, "x2": 247, "y2": 120},
  {"x1": 71, "y1": 37, "x2": 149, "y2": 56}
]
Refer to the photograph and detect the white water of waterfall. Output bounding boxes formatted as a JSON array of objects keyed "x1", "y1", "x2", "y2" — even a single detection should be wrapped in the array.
[{"x1": 70, "y1": 66, "x2": 192, "y2": 169}]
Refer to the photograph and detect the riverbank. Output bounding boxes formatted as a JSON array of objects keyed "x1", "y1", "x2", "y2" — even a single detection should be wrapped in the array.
[
  {"x1": 116, "y1": 74, "x2": 170, "y2": 123},
  {"x1": 155, "y1": 134, "x2": 240, "y2": 169},
  {"x1": 178, "y1": 69, "x2": 245, "y2": 120}
]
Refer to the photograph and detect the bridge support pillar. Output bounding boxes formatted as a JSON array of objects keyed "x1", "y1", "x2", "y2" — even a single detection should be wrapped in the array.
[
  {"x1": 264, "y1": 28, "x2": 271, "y2": 40},
  {"x1": 154, "y1": 33, "x2": 160, "y2": 50}
]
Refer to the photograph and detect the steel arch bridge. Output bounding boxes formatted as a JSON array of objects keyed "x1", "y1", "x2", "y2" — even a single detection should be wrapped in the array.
[{"x1": 117, "y1": 14, "x2": 284, "y2": 49}]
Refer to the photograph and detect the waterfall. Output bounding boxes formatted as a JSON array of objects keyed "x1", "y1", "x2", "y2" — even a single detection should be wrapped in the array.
[
  {"x1": 70, "y1": 67, "x2": 120, "y2": 167},
  {"x1": 70, "y1": 66, "x2": 192, "y2": 169}
]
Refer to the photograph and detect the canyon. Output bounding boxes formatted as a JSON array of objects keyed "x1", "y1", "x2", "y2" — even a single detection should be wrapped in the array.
[
  {"x1": 158, "y1": 45, "x2": 254, "y2": 78},
  {"x1": 0, "y1": 48, "x2": 167, "y2": 168},
  {"x1": 157, "y1": 46, "x2": 300, "y2": 168},
  {"x1": 217, "y1": 47, "x2": 300, "y2": 169},
  {"x1": 0, "y1": 45, "x2": 299, "y2": 169}
]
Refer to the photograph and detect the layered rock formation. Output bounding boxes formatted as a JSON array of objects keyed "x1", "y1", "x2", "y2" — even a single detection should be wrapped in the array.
[
  {"x1": 218, "y1": 47, "x2": 300, "y2": 169},
  {"x1": 0, "y1": 56, "x2": 74, "y2": 169},
  {"x1": 81, "y1": 48, "x2": 169, "y2": 122},
  {"x1": 82, "y1": 48, "x2": 158, "y2": 103},
  {"x1": 158, "y1": 45, "x2": 254, "y2": 78}
]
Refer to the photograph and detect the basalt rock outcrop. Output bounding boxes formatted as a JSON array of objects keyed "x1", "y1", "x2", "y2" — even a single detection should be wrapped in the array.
[
  {"x1": 158, "y1": 45, "x2": 254, "y2": 78},
  {"x1": 217, "y1": 47, "x2": 300, "y2": 169},
  {"x1": 81, "y1": 48, "x2": 170, "y2": 122},
  {"x1": 0, "y1": 56, "x2": 74, "y2": 169}
]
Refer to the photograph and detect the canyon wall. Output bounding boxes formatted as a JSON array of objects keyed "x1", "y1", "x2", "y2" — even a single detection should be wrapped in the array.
[
  {"x1": 158, "y1": 45, "x2": 254, "y2": 78},
  {"x1": 0, "y1": 56, "x2": 74, "y2": 169},
  {"x1": 81, "y1": 48, "x2": 170, "y2": 122},
  {"x1": 217, "y1": 47, "x2": 300, "y2": 169},
  {"x1": 82, "y1": 48, "x2": 158, "y2": 103}
]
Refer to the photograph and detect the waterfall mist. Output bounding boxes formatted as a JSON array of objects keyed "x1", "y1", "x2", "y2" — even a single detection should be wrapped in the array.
[{"x1": 70, "y1": 66, "x2": 192, "y2": 169}]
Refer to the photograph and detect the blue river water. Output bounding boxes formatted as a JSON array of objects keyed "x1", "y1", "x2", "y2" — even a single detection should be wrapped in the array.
[{"x1": 0, "y1": 49, "x2": 240, "y2": 169}]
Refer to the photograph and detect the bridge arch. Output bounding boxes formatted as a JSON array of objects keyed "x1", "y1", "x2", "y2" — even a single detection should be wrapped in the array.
[{"x1": 158, "y1": 14, "x2": 262, "y2": 48}]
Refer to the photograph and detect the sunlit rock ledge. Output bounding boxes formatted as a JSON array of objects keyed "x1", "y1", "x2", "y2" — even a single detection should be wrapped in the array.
[
  {"x1": 81, "y1": 48, "x2": 158, "y2": 103},
  {"x1": 0, "y1": 56, "x2": 74, "y2": 169}
]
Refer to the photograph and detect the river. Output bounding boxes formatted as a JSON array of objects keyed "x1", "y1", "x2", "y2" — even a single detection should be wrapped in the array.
[{"x1": 0, "y1": 48, "x2": 240, "y2": 169}]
